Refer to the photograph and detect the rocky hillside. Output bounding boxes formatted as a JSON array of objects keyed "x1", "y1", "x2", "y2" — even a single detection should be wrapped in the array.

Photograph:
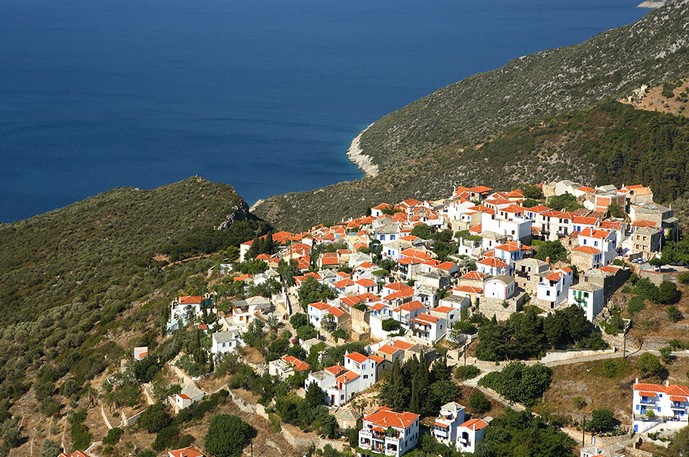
[
  {"x1": 253, "y1": 0, "x2": 689, "y2": 230},
  {"x1": 0, "y1": 177, "x2": 268, "y2": 454},
  {"x1": 357, "y1": 0, "x2": 689, "y2": 171}
]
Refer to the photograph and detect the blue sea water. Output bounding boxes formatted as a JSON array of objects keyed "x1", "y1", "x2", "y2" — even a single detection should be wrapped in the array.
[{"x1": 0, "y1": 0, "x2": 646, "y2": 222}]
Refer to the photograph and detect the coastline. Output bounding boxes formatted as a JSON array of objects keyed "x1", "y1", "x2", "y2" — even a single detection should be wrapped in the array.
[
  {"x1": 346, "y1": 124, "x2": 379, "y2": 178},
  {"x1": 637, "y1": 0, "x2": 667, "y2": 8}
]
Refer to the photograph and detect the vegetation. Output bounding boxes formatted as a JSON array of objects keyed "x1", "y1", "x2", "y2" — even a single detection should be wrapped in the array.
[
  {"x1": 476, "y1": 307, "x2": 606, "y2": 361},
  {"x1": 479, "y1": 363, "x2": 552, "y2": 407},
  {"x1": 454, "y1": 365, "x2": 480, "y2": 381},
  {"x1": 586, "y1": 409, "x2": 620, "y2": 433},
  {"x1": 204, "y1": 414, "x2": 255, "y2": 457},
  {"x1": 379, "y1": 356, "x2": 459, "y2": 417},
  {"x1": 476, "y1": 408, "x2": 576, "y2": 457},
  {"x1": 533, "y1": 241, "x2": 568, "y2": 263},
  {"x1": 468, "y1": 392, "x2": 491, "y2": 414},
  {"x1": 638, "y1": 353, "x2": 666, "y2": 379}
]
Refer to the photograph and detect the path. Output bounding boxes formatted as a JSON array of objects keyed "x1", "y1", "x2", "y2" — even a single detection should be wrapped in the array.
[
  {"x1": 143, "y1": 384, "x2": 155, "y2": 405},
  {"x1": 100, "y1": 404, "x2": 113, "y2": 430}
]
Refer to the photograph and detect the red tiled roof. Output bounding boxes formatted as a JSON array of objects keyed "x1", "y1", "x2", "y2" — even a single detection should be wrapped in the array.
[
  {"x1": 460, "y1": 418, "x2": 489, "y2": 431},
  {"x1": 364, "y1": 407, "x2": 419, "y2": 429}
]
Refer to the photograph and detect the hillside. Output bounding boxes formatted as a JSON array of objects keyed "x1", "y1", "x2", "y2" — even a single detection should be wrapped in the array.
[
  {"x1": 253, "y1": 0, "x2": 689, "y2": 230},
  {"x1": 254, "y1": 100, "x2": 689, "y2": 230},
  {"x1": 0, "y1": 177, "x2": 269, "y2": 454}
]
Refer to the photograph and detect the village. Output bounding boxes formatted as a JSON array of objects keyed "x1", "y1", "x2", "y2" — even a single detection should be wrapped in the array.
[{"x1": 60, "y1": 181, "x2": 689, "y2": 457}]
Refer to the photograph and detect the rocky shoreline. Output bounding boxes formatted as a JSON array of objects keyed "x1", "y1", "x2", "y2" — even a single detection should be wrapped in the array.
[
  {"x1": 346, "y1": 125, "x2": 379, "y2": 177},
  {"x1": 638, "y1": 0, "x2": 668, "y2": 8}
]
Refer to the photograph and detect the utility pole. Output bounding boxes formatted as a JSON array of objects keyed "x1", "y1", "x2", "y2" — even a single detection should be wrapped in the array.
[{"x1": 582, "y1": 415, "x2": 585, "y2": 447}]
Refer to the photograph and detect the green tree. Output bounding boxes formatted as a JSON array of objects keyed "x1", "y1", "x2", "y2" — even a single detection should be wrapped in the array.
[
  {"x1": 298, "y1": 277, "x2": 336, "y2": 310},
  {"x1": 658, "y1": 281, "x2": 680, "y2": 304},
  {"x1": 668, "y1": 425, "x2": 689, "y2": 457},
  {"x1": 534, "y1": 241, "x2": 568, "y2": 263},
  {"x1": 667, "y1": 305, "x2": 683, "y2": 323},
  {"x1": 139, "y1": 403, "x2": 172, "y2": 434},
  {"x1": 547, "y1": 193, "x2": 583, "y2": 212},
  {"x1": 468, "y1": 392, "x2": 491, "y2": 414},
  {"x1": 378, "y1": 359, "x2": 409, "y2": 411},
  {"x1": 586, "y1": 409, "x2": 619, "y2": 433},
  {"x1": 638, "y1": 353, "x2": 664, "y2": 379},
  {"x1": 204, "y1": 414, "x2": 255, "y2": 457},
  {"x1": 607, "y1": 203, "x2": 625, "y2": 218},
  {"x1": 41, "y1": 440, "x2": 61, "y2": 457}
]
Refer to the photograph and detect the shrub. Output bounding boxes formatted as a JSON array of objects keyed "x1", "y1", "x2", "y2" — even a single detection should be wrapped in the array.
[
  {"x1": 102, "y1": 428, "x2": 123, "y2": 446},
  {"x1": 139, "y1": 403, "x2": 172, "y2": 434},
  {"x1": 667, "y1": 305, "x2": 683, "y2": 323},
  {"x1": 205, "y1": 414, "x2": 255, "y2": 457},
  {"x1": 381, "y1": 319, "x2": 401, "y2": 332},
  {"x1": 626, "y1": 295, "x2": 645, "y2": 315},
  {"x1": 468, "y1": 392, "x2": 491, "y2": 414},
  {"x1": 587, "y1": 409, "x2": 619, "y2": 433},
  {"x1": 678, "y1": 272, "x2": 689, "y2": 284},
  {"x1": 638, "y1": 353, "x2": 664, "y2": 379},
  {"x1": 455, "y1": 365, "x2": 481, "y2": 381},
  {"x1": 658, "y1": 281, "x2": 679, "y2": 304}
]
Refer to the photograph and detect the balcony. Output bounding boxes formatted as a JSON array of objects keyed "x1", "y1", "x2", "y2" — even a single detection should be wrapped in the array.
[
  {"x1": 434, "y1": 427, "x2": 448, "y2": 438},
  {"x1": 639, "y1": 398, "x2": 657, "y2": 406},
  {"x1": 671, "y1": 402, "x2": 687, "y2": 410}
]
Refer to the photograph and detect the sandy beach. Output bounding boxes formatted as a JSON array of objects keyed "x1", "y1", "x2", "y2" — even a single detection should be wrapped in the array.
[{"x1": 346, "y1": 125, "x2": 379, "y2": 177}]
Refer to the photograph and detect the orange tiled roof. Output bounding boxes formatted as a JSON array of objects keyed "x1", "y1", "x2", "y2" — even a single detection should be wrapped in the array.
[{"x1": 364, "y1": 407, "x2": 419, "y2": 429}]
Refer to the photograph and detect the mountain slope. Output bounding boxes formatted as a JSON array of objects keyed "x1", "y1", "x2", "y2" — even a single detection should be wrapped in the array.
[
  {"x1": 358, "y1": 0, "x2": 689, "y2": 171},
  {"x1": 0, "y1": 177, "x2": 267, "y2": 428},
  {"x1": 253, "y1": 0, "x2": 689, "y2": 230}
]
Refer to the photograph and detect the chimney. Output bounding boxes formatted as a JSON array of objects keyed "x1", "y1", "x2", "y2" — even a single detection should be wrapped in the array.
[
  {"x1": 545, "y1": 256, "x2": 550, "y2": 265},
  {"x1": 635, "y1": 377, "x2": 639, "y2": 384},
  {"x1": 666, "y1": 380, "x2": 670, "y2": 387}
]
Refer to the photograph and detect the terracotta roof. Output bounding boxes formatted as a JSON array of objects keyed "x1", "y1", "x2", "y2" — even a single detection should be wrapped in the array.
[
  {"x1": 336, "y1": 370, "x2": 360, "y2": 383},
  {"x1": 356, "y1": 278, "x2": 377, "y2": 287},
  {"x1": 392, "y1": 340, "x2": 413, "y2": 350},
  {"x1": 178, "y1": 295, "x2": 204, "y2": 305},
  {"x1": 378, "y1": 344, "x2": 401, "y2": 355},
  {"x1": 346, "y1": 352, "x2": 369, "y2": 363},
  {"x1": 579, "y1": 228, "x2": 612, "y2": 239},
  {"x1": 573, "y1": 246, "x2": 601, "y2": 255},
  {"x1": 412, "y1": 313, "x2": 439, "y2": 324},
  {"x1": 461, "y1": 271, "x2": 486, "y2": 281},
  {"x1": 460, "y1": 418, "x2": 489, "y2": 431},
  {"x1": 394, "y1": 300, "x2": 426, "y2": 313},
  {"x1": 282, "y1": 356, "x2": 310, "y2": 372},
  {"x1": 324, "y1": 365, "x2": 346, "y2": 376},
  {"x1": 632, "y1": 219, "x2": 659, "y2": 228},
  {"x1": 453, "y1": 285, "x2": 484, "y2": 294},
  {"x1": 477, "y1": 257, "x2": 508, "y2": 268},
  {"x1": 309, "y1": 301, "x2": 331, "y2": 311},
  {"x1": 368, "y1": 354, "x2": 385, "y2": 364},
  {"x1": 495, "y1": 241, "x2": 522, "y2": 252},
  {"x1": 572, "y1": 216, "x2": 598, "y2": 225},
  {"x1": 432, "y1": 305, "x2": 454, "y2": 314},
  {"x1": 363, "y1": 407, "x2": 420, "y2": 429}
]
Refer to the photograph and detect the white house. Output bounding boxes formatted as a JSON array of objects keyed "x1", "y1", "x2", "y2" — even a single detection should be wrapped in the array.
[
  {"x1": 410, "y1": 313, "x2": 447, "y2": 344},
  {"x1": 456, "y1": 418, "x2": 490, "y2": 453},
  {"x1": 536, "y1": 267, "x2": 573, "y2": 310},
  {"x1": 483, "y1": 276, "x2": 515, "y2": 300},
  {"x1": 578, "y1": 228, "x2": 617, "y2": 266},
  {"x1": 305, "y1": 352, "x2": 377, "y2": 407},
  {"x1": 432, "y1": 402, "x2": 465, "y2": 447},
  {"x1": 268, "y1": 356, "x2": 310, "y2": 380},
  {"x1": 167, "y1": 295, "x2": 213, "y2": 333},
  {"x1": 632, "y1": 380, "x2": 689, "y2": 434},
  {"x1": 174, "y1": 383, "x2": 205, "y2": 412},
  {"x1": 477, "y1": 257, "x2": 510, "y2": 276},
  {"x1": 358, "y1": 407, "x2": 420, "y2": 457},
  {"x1": 210, "y1": 328, "x2": 242, "y2": 358},
  {"x1": 231, "y1": 296, "x2": 272, "y2": 326},
  {"x1": 568, "y1": 283, "x2": 605, "y2": 322}
]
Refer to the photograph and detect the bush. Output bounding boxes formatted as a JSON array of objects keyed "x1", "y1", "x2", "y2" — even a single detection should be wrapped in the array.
[
  {"x1": 102, "y1": 427, "x2": 123, "y2": 446},
  {"x1": 381, "y1": 319, "x2": 401, "y2": 332},
  {"x1": 638, "y1": 353, "x2": 665, "y2": 379},
  {"x1": 468, "y1": 392, "x2": 491, "y2": 414},
  {"x1": 667, "y1": 305, "x2": 683, "y2": 323},
  {"x1": 455, "y1": 365, "x2": 481, "y2": 381},
  {"x1": 658, "y1": 281, "x2": 680, "y2": 304},
  {"x1": 626, "y1": 295, "x2": 645, "y2": 315},
  {"x1": 205, "y1": 414, "x2": 255, "y2": 457},
  {"x1": 153, "y1": 425, "x2": 180, "y2": 452},
  {"x1": 139, "y1": 403, "x2": 172, "y2": 434},
  {"x1": 587, "y1": 409, "x2": 619, "y2": 433},
  {"x1": 678, "y1": 272, "x2": 689, "y2": 284},
  {"x1": 479, "y1": 362, "x2": 551, "y2": 407}
]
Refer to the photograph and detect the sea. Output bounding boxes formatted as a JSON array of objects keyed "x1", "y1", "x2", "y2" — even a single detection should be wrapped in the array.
[{"x1": 0, "y1": 0, "x2": 647, "y2": 222}]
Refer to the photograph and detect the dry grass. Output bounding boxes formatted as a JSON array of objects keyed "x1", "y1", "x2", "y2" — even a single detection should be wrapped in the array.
[
  {"x1": 535, "y1": 356, "x2": 689, "y2": 428},
  {"x1": 620, "y1": 78, "x2": 689, "y2": 118},
  {"x1": 621, "y1": 284, "x2": 689, "y2": 347}
]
